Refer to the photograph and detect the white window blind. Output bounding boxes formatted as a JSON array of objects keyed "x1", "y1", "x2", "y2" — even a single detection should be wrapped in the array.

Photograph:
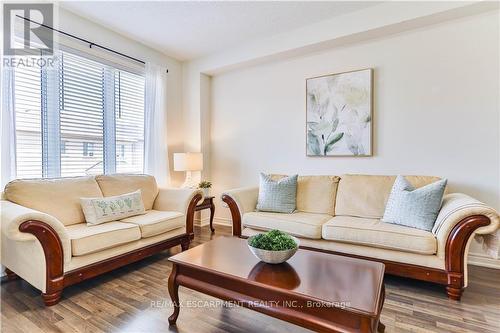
[
  {"x1": 60, "y1": 52, "x2": 104, "y2": 176},
  {"x1": 115, "y1": 71, "x2": 145, "y2": 173},
  {"x1": 13, "y1": 49, "x2": 145, "y2": 179},
  {"x1": 14, "y1": 59, "x2": 43, "y2": 178}
]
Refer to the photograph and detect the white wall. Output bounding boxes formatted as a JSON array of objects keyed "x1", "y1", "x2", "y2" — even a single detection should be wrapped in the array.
[
  {"x1": 58, "y1": 7, "x2": 185, "y2": 186},
  {"x1": 210, "y1": 11, "x2": 500, "y2": 260}
]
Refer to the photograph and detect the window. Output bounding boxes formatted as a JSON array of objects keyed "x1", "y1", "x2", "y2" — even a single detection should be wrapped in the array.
[
  {"x1": 82, "y1": 142, "x2": 94, "y2": 157},
  {"x1": 13, "y1": 49, "x2": 145, "y2": 178},
  {"x1": 118, "y1": 144, "x2": 125, "y2": 160}
]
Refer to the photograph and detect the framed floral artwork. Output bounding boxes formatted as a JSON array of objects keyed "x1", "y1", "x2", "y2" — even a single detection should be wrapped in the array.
[{"x1": 306, "y1": 68, "x2": 373, "y2": 156}]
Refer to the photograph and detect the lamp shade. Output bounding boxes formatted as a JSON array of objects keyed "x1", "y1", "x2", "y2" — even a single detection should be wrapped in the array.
[{"x1": 173, "y1": 152, "x2": 203, "y2": 171}]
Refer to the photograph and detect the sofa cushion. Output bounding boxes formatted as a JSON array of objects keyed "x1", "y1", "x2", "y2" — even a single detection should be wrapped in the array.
[
  {"x1": 243, "y1": 211, "x2": 332, "y2": 239},
  {"x1": 335, "y1": 174, "x2": 443, "y2": 219},
  {"x1": 4, "y1": 176, "x2": 103, "y2": 226},
  {"x1": 271, "y1": 175, "x2": 340, "y2": 215},
  {"x1": 242, "y1": 227, "x2": 444, "y2": 270},
  {"x1": 96, "y1": 174, "x2": 159, "y2": 210},
  {"x1": 66, "y1": 221, "x2": 141, "y2": 256},
  {"x1": 322, "y1": 216, "x2": 437, "y2": 254},
  {"x1": 120, "y1": 210, "x2": 184, "y2": 238}
]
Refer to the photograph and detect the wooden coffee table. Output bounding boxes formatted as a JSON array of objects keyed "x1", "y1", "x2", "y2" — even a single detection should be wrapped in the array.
[{"x1": 168, "y1": 237, "x2": 385, "y2": 333}]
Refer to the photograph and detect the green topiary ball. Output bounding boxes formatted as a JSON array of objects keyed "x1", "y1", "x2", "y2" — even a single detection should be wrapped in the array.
[{"x1": 248, "y1": 230, "x2": 297, "y2": 251}]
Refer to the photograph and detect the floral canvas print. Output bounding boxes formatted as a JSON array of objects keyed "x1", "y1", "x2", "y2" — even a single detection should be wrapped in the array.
[{"x1": 306, "y1": 68, "x2": 372, "y2": 156}]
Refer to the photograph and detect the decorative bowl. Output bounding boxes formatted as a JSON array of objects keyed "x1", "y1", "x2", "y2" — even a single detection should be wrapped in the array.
[{"x1": 247, "y1": 236, "x2": 300, "y2": 264}]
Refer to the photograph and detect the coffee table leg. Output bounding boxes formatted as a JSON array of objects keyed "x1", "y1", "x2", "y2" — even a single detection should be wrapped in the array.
[
  {"x1": 209, "y1": 201, "x2": 215, "y2": 233},
  {"x1": 168, "y1": 264, "x2": 180, "y2": 325},
  {"x1": 377, "y1": 284, "x2": 386, "y2": 332}
]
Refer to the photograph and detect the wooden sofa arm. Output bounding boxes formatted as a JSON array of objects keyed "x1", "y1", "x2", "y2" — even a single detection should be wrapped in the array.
[
  {"x1": 19, "y1": 220, "x2": 65, "y2": 305},
  {"x1": 185, "y1": 193, "x2": 203, "y2": 237},
  {"x1": 433, "y1": 193, "x2": 499, "y2": 300},
  {"x1": 0, "y1": 201, "x2": 68, "y2": 305},
  {"x1": 444, "y1": 215, "x2": 491, "y2": 300},
  {"x1": 221, "y1": 194, "x2": 242, "y2": 237},
  {"x1": 221, "y1": 186, "x2": 259, "y2": 237}
]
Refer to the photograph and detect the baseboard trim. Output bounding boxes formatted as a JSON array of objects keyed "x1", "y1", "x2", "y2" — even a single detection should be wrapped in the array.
[
  {"x1": 196, "y1": 217, "x2": 230, "y2": 227},
  {"x1": 213, "y1": 217, "x2": 232, "y2": 226},
  {"x1": 194, "y1": 217, "x2": 210, "y2": 227},
  {"x1": 468, "y1": 253, "x2": 500, "y2": 269}
]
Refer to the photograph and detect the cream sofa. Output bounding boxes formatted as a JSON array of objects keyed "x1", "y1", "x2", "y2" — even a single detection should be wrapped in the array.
[
  {"x1": 1, "y1": 174, "x2": 202, "y2": 306},
  {"x1": 222, "y1": 174, "x2": 499, "y2": 300}
]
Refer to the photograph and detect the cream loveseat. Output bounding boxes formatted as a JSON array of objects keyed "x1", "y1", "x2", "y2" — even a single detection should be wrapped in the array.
[
  {"x1": 1, "y1": 174, "x2": 202, "y2": 306},
  {"x1": 222, "y1": 174, "x2": 499, "y2": 300}
]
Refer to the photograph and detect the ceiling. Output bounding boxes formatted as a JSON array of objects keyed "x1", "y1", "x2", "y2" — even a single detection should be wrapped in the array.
[{"x1": 60, "y1": 1, "x2": 380, "y2": 61}]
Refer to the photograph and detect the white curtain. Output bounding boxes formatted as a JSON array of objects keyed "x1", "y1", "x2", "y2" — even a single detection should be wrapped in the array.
[
  {"x1": 144, "y1": 63, "x2": 170, "y2": 187},
  {"x1": 1, "y1": 67, "x2": 17, "y2": 188}
]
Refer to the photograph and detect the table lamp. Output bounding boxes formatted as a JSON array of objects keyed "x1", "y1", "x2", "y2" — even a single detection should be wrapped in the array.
[{"x1": 173, "y1": 152, "x2": 203, "y2": 188}]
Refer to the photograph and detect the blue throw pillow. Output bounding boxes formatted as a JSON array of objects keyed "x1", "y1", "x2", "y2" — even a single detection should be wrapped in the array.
[
  {"x1": 256, "y1": 173, "x2": 298, "y2": 213},
  {"x1": 382, "y1": 175, "x2": 447, "y2": 231}
]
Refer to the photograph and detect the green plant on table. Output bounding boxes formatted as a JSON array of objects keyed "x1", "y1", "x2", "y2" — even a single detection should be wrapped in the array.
[
  {"x1": 249, "y1": 230, "x2": 297, "y2": 251},
  {"x1": 198, "y1": 180, "x2": 212, "y2": 189}
]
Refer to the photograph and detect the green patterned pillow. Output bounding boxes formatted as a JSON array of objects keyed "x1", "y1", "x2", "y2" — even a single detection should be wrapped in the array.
[
  {"x1": 382, "y1": 176, "x2": 447, "y2": 231},
  {"x1": 81, "y1": 190, "x2": 145, "y2": 225},
  {"x1": 256, "y1": 173, "x2": 298, "y2": 213}
]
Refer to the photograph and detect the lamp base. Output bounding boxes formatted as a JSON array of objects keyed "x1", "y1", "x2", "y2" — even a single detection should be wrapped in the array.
[{"x1": 181, "y1": 171, "x2": 198, "y2": 189}]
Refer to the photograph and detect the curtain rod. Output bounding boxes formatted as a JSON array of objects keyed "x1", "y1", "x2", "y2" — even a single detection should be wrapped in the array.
[{"x1": 16, "y1": 15, "x2": 169, "y2": 73}]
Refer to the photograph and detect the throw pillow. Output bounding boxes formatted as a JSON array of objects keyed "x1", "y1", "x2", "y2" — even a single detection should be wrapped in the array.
[
  {"x1": 81, "y1": 190, "x2": 145, "y2": 225},
  {"x1": 256, "y1": 173, "x2": 298, "y2": 213},
  {"x1": 382, "y1": 175, "x2": 447, "y2": 231}
]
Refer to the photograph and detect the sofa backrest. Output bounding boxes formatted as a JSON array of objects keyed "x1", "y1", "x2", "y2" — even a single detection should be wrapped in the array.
[
  {"x1": 335, "y1": 174, "x2": 443, "y2": 219},
  {"x1": 95, "y1": 174, "x2": 159, "y2": 210},
  {"x1": 270, "y1": 175, "x2": 340, "y2": 215},
  {"x1": 4, "y1": 176, "x2": 103, "y2": 226}
]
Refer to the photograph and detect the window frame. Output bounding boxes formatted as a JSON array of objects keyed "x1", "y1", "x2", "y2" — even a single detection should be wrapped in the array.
[{"x1": 13, "y1": 45, "x2": 146, "y2": 179}]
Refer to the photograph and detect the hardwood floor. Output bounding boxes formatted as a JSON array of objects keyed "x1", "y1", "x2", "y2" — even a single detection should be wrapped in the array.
[{"x1": 2, "y1": 225, "x2": 500, "y2": 333}]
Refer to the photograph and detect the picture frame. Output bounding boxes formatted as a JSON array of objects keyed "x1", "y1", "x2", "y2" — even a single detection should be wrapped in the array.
[{"x1": 306, "y1": 68, "x2": 373, "y2": 156}]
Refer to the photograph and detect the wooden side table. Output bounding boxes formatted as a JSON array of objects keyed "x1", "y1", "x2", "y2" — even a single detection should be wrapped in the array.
[{"x1": 195, "y1": 196, "x2": 215, "y2": 232}]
